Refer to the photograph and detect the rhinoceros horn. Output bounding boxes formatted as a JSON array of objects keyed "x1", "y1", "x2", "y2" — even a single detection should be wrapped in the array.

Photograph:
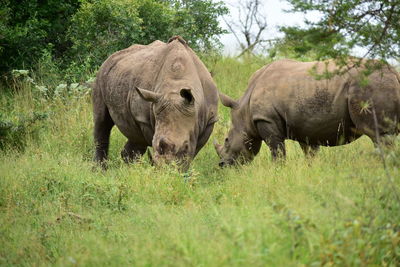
[
  {"x1": 213, "y1": 139, "x2": 222, "y2": 157},
  {"x1": 219, "y1": 92, "x2": 239, "y2": 109}
]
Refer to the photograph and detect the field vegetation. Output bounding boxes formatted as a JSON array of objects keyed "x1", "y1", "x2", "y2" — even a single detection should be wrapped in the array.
[
  {"x1": 1, "y1": 0, "x2": 400, "y2": 265},
  {"x1": 1, "y1": 55, "x2": 400, "y2": 266}
]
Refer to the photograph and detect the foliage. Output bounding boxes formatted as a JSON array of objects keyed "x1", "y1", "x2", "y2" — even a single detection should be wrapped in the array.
[
  {"x1": 279, "y1": 0, "x2": 400, "y2": 61},
  {"x1": 0, "y1": 111, "x2": 48, "y2": 151},
  {"x1": 167, "y1": 0, "x2": 229, "y2": 51},
  {"x1": 137, "y1": 0, "x2": 176, "y2": 44},
  {"x1": 67, "y1": 0, "x2": 143, "y2": 69},
  {"x1": 0, "y1": 0, "x2": 228, "y2": 76},
  {"x1": 0, "y1": 0, "x2": 80, "y2": 73},
  {"x1": 269, "y1": 27, "x2": 346, "y2": 61},
  {"x1": 1, "y1": 56, "x2": 400, "y2": 265},
  {"x1": 68, "y1": 0, "x2": 228, "y2": 70}
]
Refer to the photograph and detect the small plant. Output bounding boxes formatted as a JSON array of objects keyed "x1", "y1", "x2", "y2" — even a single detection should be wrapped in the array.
[{"x1": 0, "y1": 111, "x2": 48, "y2": 150}]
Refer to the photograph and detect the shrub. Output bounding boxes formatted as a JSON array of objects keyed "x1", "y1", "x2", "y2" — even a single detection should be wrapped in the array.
[
  {"x1": 1, "y1": 0, "x2": 228, "y2": 78},
  {"x1": 168, "y1": 0, "x2": 229, "y2": 51},
  {"x1": 0, "y1": 111, "x2": 48, "y2": 151},
  {"x1": 137, "y1": 0, "x2": 175, "y2": 44},
  {"x1": 67, "y1": 0, "x2": 143, "y2": 69},
  {"x1": 0, "y1": 0, "x2": 80, "y2": 73}
]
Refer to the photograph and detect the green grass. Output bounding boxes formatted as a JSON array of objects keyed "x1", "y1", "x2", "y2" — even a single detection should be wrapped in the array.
[{"x1": 1, "y1": 57, "x2": 400, "y2": 266}]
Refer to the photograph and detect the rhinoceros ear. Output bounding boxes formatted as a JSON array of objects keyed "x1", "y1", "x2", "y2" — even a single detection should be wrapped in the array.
[
  {"x1": 180, "y1": 88, "x2": 194, "y2": 104},
  {"x1": 136, "y1": 87, "x2": 162, "y2": 103},
  {"x1": 219, "y1": 92, "x2": 239, "y2": 109}
]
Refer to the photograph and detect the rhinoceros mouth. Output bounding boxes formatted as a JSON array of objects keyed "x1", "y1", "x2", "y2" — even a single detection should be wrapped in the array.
[{"x1": 148, "y1": 149, "x2": 192, "y2": 171}]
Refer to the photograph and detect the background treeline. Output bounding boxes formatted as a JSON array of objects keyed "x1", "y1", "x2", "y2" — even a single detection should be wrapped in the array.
[{"x1": 0, "y1": 0, "x2": 228, "y2": 77}]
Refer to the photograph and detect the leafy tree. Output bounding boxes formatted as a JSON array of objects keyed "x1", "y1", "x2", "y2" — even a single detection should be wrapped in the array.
[
  {"x1": 67, "y1": 0, "x2": 143, "y2": 68},
  {"x1": 0, "y1": 0, "x2": 80, "y2": 73},
  {"x1": 278, "y1": 0, "x2": 400, "y2": 61},
  {"x1": 68, "y1": 0, "x2": 228, "y2": 70},
  {"x1": 138, "y1": 0, "x2": 175, "y2": 44},
  {"x1": 166, "y1": 0, "x2": 229, "y2": 51},
  {"x1": 0, "y1": 0, "x2": 228, "y2": 76}
]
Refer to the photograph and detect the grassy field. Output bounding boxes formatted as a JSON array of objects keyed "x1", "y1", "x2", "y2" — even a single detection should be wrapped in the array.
[{"x1": 1, "y1": 57, "x2": 400, "y2": 266}]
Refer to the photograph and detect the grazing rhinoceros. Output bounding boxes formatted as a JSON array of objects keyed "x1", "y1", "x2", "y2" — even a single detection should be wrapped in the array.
[
  {"x1": 214, "y1": 59, "x2": 400, "y2": 166},
  {"x1": 93, "y1": 36, "x2": 218, "y2": 169}
]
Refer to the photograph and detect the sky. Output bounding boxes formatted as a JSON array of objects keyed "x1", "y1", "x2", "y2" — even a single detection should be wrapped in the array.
[
  {"x1": 219, "y1": 0, "x2": 322, "y2": 55},
  {"x1": 218, "y1": 0, "x2": 398, "y2": 66}
]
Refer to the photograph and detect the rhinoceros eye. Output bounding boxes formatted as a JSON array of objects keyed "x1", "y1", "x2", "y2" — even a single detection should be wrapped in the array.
[{"x1": 225, "y1": 137, "x2": 229, "y2": 143}]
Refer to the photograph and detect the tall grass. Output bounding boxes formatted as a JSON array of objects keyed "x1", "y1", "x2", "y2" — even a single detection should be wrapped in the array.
[{"x1": 1, "y1": 56, "x2": 399, "y2": 266}]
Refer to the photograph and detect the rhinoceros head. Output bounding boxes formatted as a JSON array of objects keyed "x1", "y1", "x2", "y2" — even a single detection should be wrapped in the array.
[
  {"x1": 214, "y1": 93, "x2": 255, "y2": 167},
  {"x1": 136, "y1": 87, "x2": 198, "y2": 168}
]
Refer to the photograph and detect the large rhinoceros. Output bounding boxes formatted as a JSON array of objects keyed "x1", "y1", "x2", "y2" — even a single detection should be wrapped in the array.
[
  {"x1": 214, "y1": 59, "x2": 400, "y2": 166},
  {"x1": 93, "y1": 36, "x2": 218, "y2": 168}
]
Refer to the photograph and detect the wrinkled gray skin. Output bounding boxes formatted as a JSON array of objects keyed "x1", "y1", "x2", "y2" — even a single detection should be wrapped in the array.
[
  {"x1": 93, "y1": 36, "x2": 218, "y2": 169},
  {"x1": 215, "y1": 59, "x2": 400, "y2": 167}
]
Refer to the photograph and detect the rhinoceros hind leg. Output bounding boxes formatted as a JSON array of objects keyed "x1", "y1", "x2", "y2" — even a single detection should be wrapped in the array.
[
  {"x1": 93, "y1": 103, "x2": 114, "y2": 168},
  {"x1": 348, "y1": 86, "x2": 399, "y2": 146},
  {"x1": 299, "y1": 143, "x2": 319, "y2": 157},
  {"x1": 121, "y1": 141, "x2": 147, "y2": 163},
  {"x1": 370, "y1": 134, "x2": 397, "y2": 148},
  {"x1": 256, "y1": 121, "x2": 286, "y2": 160}
]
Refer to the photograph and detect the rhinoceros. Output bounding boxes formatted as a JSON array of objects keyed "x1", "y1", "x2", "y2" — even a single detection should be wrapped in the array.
[
  {"x1": 93, "y1": 36, "x2": 218, "y2": 168},
  {"x1": 214, "y1": 59, "x2": 400, "y2": 166}
]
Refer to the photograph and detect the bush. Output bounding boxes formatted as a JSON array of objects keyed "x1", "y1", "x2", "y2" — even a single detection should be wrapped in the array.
[
  {"x1": 0, "y1": 0, "x2": 228, "y2": 78},
  {"x1": 0, "y1": 0, "x2": 80, "y2": 73},
  {"x1": 67, "y1": 0, "x2": 143, "y2": 69},
  {"x1": 0, "y1": 111, "x2": 48, "y2": 151},
  {"x1": 137, "y1": 0, "x2": 175, "y2": 44},
  {"x1": 67, "y1": 0, "x2": 228, "y2": 71},
  {"x1": 168, "y1": 0, "x2": 229, "y2": 51}
]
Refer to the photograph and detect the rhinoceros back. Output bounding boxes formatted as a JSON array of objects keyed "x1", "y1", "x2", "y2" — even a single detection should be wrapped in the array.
[{"x1": 248, "y1": 59, "x2": 400, "y2": 145}]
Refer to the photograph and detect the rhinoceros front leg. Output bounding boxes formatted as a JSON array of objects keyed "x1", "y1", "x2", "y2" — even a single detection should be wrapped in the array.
[
  {"x1": 93, "y1": 94, "x2": 115, "y2": 168},
  {"x1": 256, "y1": 120, "x2": 286, "y2": 160},
  {"x1": 121, "y1": 141, "x2": 147, "y2": 163}
]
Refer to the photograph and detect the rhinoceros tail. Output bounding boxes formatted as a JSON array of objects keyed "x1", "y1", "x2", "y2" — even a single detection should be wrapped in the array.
[{"x1": 168, "y1": 35, "x2": 187, "y2": 46}]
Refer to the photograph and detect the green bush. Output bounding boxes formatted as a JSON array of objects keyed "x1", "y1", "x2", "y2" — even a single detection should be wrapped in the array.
[
  {"x1": 67, "y1": 0, "x2": 228, "y2": 71},
  {"x1": 0, "y1": 111, "x2": 48, "y2": 151},
  {"x1": 0, "y1": 0, "x2": 228, "y2": 77},
  {"x1": 67, "y1": 0, "x2": 143, "y2": 69},
  {"x1": 168, "y1": 0, "x2": 229, "y2": 51},
  {"x1": 137, "y1": 0, "x2": 175, "y2": 45},
  {"x1": 0, "y1": 0, "x2": 80, "y2": 73}
]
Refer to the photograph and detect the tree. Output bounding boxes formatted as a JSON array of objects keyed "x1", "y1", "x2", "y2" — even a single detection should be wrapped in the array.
[
  {"x1": 0, "y1": 0, "x2": 80, "y2": 73},
  {"x1": 0, "y1": 0, "x2": 228, "y2": 75},
  {"x1": 280, "y1": 0, "x2": 400, "y2": 61},
  {"x1": 223, "y1": 0, "x2": 268, "y2": 57},
  {"x1": 67, "y1": 0, "x2": 145, "y2": 69},
  {"x1": 165, "y1": 0, "x2": 229, "y2": 51}
]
